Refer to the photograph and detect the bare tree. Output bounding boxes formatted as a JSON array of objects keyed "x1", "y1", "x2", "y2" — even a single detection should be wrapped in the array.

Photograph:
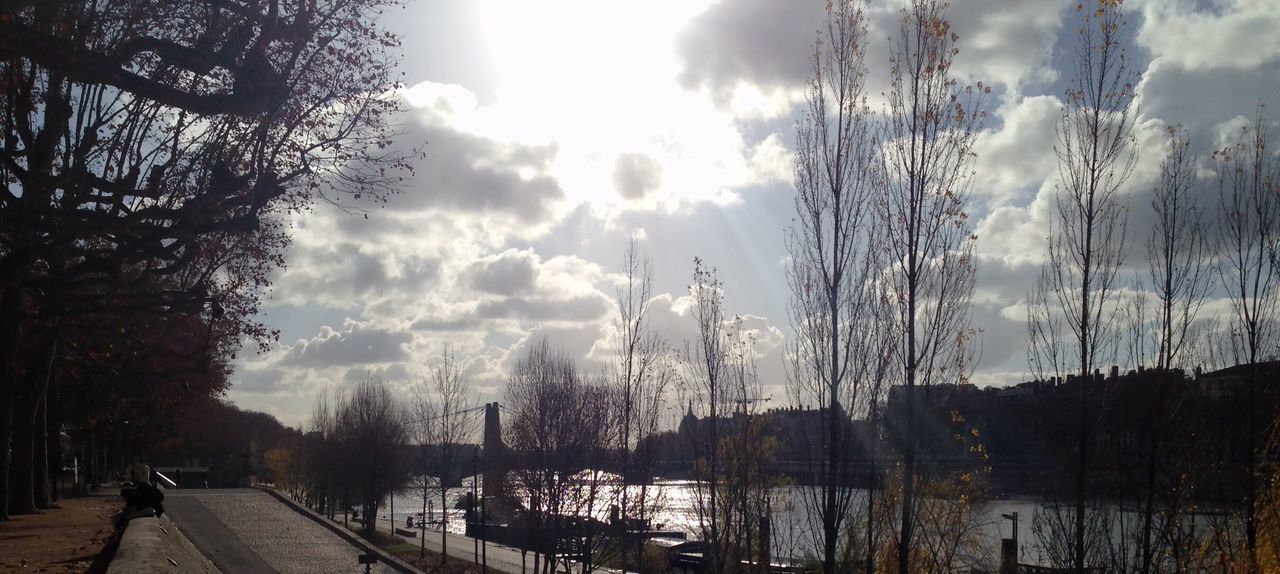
[
  {"x1": 683, "y1": 259, "x2": 731, "y2": 574},
  {"x1": 1214, "y1": 104, "x2": 1279, "y2": 572},
  {"x1": 1026, "y1": 1, "x2": 1137, "y2": 571},
  {"x1": 785, "y1": 1, "x2": 891, "y2": 571},
  {"x1": 719, "y1": 327, "x2": 775, "y2": 573},
  {"x1": 334, "y1": 377, "x2": 411, "y2": 533},
  {"x1": 610, "y1": 240, "x2": 674, "y2": 573},
  {"x1": 1127, "y1": 125, "x2": 1212, "y2": 574},
  {"x1": 1149, "y1": 126, "x2": 1213, "y2": 371},
  {"x1": 411, "y1": 345, "x2": 477, "y2": 561},
  {"x1": 505, "y1": 338, "x2": 615, "y2": 574},
  {"x1": 681, "y1": 259, "x2": 778, "y2": 572},
  {"x1": 878, "y1": 1, "x2": 985, "y2": 572},
  {"x1": 304, "y1": 388, "x2": 339, "y2": 518}
]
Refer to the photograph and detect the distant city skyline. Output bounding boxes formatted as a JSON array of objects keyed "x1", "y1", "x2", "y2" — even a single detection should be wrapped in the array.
[{"x1": 227, "y1": 0, "x2": 1280, "y2": 426}]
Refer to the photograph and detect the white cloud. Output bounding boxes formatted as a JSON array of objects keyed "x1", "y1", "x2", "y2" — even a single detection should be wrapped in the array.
[
  {"x1": 972, "y1": 96, "x2": 1063, "y2": 205},
  {"x1": 1134, "y1": 0, "x2": 1280, "y2": 71}
]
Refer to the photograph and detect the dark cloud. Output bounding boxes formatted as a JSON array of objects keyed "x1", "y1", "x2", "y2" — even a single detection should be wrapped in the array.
[
  {"x1": 1137, "y1": 59, "x2": 1280, "y2": 154},
  {"x1": 612, "y1": 153, "x2": 663, "y2": 200},
  {"x1": 277, "y1": 242, "x2": 441, "y2": 309},
  {"x1": 409, "y1": 316, "x2": 482, "y2": 332},
  {"x1": 973, "y1": 253, "x2": 1041, "y2": 303},
  {"x1": 393, "y1": 110, "x2": 564, "y2": 224},
  {"x1": 938, "y1": 0, "x2": 1069, "y2": 90},
  {"x1": 676, "y1": 0, "x2": 823, "y2": 101},
  {"x1": 280, "y1": 323, "x2": 412, "y2": 368},
  {"x1": 970, "y1": 254, "x2": 1042, "y2": 370},
  {"x1": 342, "y1": 362, "x2": 413, "y2": 385},
  {"x1": 466, "y1": 249, "x2": 539, "y2": 295},
  {"x1": 475, "y1": 293, "x2": 609, "y2": 323}
]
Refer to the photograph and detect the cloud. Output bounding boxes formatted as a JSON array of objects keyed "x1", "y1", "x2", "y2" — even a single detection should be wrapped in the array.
[
  {"x1": 678, "y1": 0, "x2": 1068, "y2": 113},
  {"x1": 475, "y1": 293, "x2": 610, "y2": 323},
  {"x1": 613, "y1": 153, "x2": 664, "y2": 200},
  {"x1": 465, "y1": 249, "x2": 540, "y2": 295},
  {"x1": 676, "y1": 0, "x2": 822, "y2": 103},
  {"x1": 940, "y1": 0, "x2": 1069, "y2": 92},
  {"x1": 972, "y1": 95, "x2": 1063, "y2": 206},
  {"x1": 409, "y1": 316, "x2": 482, "y2": 332},
  {"x1": 969, "y1": 254, "x2": 1044, "y2": 370},
  {"x1": 272, "y1": 241, "x2": 441, "y2": 310},
  {"x1": 1134, "y1": 0, "x2": 1280, "y2": 72},
  {"x1": 399, "y1": 109, "x2": 564, "y2": 224},
  {"x1": 279, "y1": 320, "x2": 412, "y2": 368},
  {"x1": 1135, "y1": 58, "x2": 1280, "y2": 154},
  {"x1": 228, "y1": 0, "x2": 1280, "y2": 427}
]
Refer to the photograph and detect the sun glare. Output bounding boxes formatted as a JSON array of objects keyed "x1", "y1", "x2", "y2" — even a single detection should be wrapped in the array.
[{"x1": 472, "y1": 0, "x2": 739, "y2": 212}]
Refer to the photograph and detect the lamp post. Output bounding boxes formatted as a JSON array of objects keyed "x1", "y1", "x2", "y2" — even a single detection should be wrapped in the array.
[{"x1": 481, "y1": 490, "x2": 488, "y2": 573}]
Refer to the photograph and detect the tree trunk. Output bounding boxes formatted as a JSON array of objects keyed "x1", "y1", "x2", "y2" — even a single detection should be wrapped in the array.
[
  {"x1": 899, "y1": 429, "x2": 915, "y2": 574},
  {"x1": 441, "y1": 486, "x2": 449, "y2": 560},
  {"x1": 9, "y1": 396, "x2": 36, "y2": 514},
  {"x1": 34, "y1": 390, "x2": 49, "y2": 509},
  {"x1": 1245, "y1": 363, "x2": 1258, "y2": 573},
  {"x1": 1076, "y1": 371, "x2": 1089, "y2": 574},
  {"x1": 419, "y1": 480, "x2": 427, "y2": 559},
  {"x1": 9, "y1": 338, "x2": 55, "y2": 514},
  {"x1": 898, "y1": 367, "x2": 917, "y2": 574},
  {"x1": 0, "y1": 290, "x2": 23, "y2": 520},
  {"x1": 825, "y1": 297, "x2": 840, "y2": 574},
  {"x1": 865, "y1": 477, "x2": 875, "y2": 574},
  {"x1": 46, "y1": 371, "x2": 60, "y2": 503},
  {"x1": 0, "y1": 389, "x2": 12, "y2": 521},
  {"x1": 1140, "y1": 430, "x2": 1158, "y2": 574}
]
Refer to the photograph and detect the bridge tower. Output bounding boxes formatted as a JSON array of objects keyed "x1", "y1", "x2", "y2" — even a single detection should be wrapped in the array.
[{"x1": 481, "y1": 402, "x2": 505, "y2": 498}]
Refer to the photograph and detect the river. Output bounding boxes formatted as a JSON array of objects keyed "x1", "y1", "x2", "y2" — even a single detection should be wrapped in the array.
[{"x1": 379, "y1": 476, "x2": 1220, "y2": 569}]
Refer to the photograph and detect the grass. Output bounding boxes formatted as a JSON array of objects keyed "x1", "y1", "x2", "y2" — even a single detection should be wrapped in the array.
[{"x1": 356, "y1": 528, "x2": 486, "y2": 574}]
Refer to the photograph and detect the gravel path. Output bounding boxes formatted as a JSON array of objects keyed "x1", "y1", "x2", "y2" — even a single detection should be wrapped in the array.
[{"x1": 166, "y1": 489, "x2": 398, "y2": 574}]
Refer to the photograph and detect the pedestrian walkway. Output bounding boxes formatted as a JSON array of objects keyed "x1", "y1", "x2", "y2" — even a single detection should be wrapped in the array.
[
  {"x1": 369, "y1": 514, "x2": 528, "y2": 573},
  {"x1": 166, "y1": 489, "x2": 398, "y2": 573},
  {"x1": 372, "y1": 515, "x2": 629, "y2": 574}
]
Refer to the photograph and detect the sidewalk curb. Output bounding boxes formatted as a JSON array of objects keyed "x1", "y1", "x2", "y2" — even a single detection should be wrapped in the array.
[{"x1": 255, "y1": 487, "x2": 424, "y2": 574}]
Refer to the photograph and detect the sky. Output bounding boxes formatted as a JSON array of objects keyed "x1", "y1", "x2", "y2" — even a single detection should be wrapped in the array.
[{"x1": 225, "y1": 0, "x2": 1280, "y2": 427}]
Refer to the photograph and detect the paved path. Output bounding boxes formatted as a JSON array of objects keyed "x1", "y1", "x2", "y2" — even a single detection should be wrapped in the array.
[
  {"x1": 369, "y1": 515, "x2": 629, "y2": 574},
  {"x1": 166, "y1": 489, "x2": 397, "y2": 574},
  {"x1": 372, "y1": 515, "x2": 530, "y2": 573}
]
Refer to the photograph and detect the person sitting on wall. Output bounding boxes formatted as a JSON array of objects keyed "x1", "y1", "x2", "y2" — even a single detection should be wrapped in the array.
[{"x1": 114, "y1": 481, "x2": 166, "y2": 528}]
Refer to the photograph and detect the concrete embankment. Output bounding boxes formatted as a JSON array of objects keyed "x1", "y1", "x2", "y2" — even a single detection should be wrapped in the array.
[{"x1": 107, "y1": 513, "x2": 220, "y2": 574}]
